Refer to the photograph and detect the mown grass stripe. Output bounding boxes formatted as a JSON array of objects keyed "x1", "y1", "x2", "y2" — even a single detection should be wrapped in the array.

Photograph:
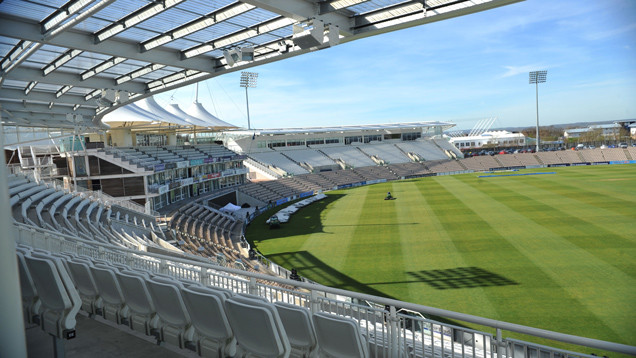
[
  {"x1": 456, "y1": 174, "x2": 636, "y2": 277},
  {"x1": 438, "y1": 176, "x2": 636, "y2": 344}
]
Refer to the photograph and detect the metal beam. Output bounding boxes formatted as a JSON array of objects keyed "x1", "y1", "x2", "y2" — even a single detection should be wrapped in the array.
[
  {"x1": 2, "y1": 102, "x2": 95, "y2": 117},
  {"x1": 181, "y1": 16, "x2": 295, "y2": 59},
  {"x1": 351, "y1": 0, "x2": 523, "y2": 38},
  {"x1": 0, "y1": 14, "x2": 217, "y2": 73},
  {"x1": 0, "y1": 88, "x2": 92, "y2": 106},
  {"x1": 319, "y1": 0, "x2": 369, "y2": 15},
  {"x1": 5, "y1": 67, "x2": 146, "y2": 93},
  {"x1": 140, "y1": 2, "x2": 256, "y2": 52},
  {"x1": 240, "y1": 0, "x2": 353, "y2": 35}
]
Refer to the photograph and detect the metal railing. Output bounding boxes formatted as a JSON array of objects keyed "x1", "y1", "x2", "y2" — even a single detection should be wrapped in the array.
[{"x1": 13, "y1": 222, "x2": 635, "y2": 358}]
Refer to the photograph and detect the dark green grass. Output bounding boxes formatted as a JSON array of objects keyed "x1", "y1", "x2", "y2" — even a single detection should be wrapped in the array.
[{"x1": 246, "y1": 165, "x2": 636, "y2": 350}]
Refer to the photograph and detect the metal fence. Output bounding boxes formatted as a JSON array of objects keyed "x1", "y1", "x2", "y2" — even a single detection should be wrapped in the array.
[{"x1": 13, "y1": 223, "x2": 635, "y2": 358}]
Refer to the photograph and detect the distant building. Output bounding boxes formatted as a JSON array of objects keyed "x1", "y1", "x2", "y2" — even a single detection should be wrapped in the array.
[
  {"x1": 563, "y1": 123, "x2": 621, "y2": 139},
  {"x1": 448, "y1": 130, "x2": 525, "y2": 150}
]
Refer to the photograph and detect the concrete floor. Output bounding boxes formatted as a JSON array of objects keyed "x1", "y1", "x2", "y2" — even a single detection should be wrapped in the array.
[{"x1": 26, "y1": 313, "x2": 199, "y2": 358}]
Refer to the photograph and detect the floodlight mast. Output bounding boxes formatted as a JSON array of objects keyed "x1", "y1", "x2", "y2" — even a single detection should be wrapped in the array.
[
  {"x1": 529, "y1": 70, "x2": 547, "y2": 152},
  {"x1": 240, "y1": 71, "x2": 258, "y2": 130}
]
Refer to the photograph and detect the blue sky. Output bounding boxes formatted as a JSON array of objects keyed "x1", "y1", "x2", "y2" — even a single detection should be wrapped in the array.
[{"x1": 156, "y1": 0, "x2": 636, "y2": 131}]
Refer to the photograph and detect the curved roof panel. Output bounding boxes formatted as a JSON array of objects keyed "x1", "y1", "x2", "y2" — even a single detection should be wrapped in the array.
[
  {"x1": 186, "y1": 101, "x2": 236, "y2": 128},
  {"x1": 164, "y1": 103, "x2": 212, "y2": 128},
  {"x1": 0, "y1": 0, "x2": 523, "y2": 129}
]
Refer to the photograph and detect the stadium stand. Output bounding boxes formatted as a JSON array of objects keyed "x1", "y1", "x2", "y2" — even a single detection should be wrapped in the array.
[
  {"x1": 276, "y1": 148, "x2": 337, "y2": 169},
  {"x1": 250, "y1": 150, "x2": 310, "y2": 175},
  {"x1": 318, "y1": 145, "x2": 377, "y2": 167},
  {"x1": 395, "y1": 141, "x2": 449, "y2": 161},
  {"x1": 358, "y1": 143, "x2": 412, "y2": 164}
]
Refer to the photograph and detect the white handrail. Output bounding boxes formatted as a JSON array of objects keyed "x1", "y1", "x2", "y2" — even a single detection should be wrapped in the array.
[{"x1": 12, "y1": 222, "x2": 636, "y2": 356}]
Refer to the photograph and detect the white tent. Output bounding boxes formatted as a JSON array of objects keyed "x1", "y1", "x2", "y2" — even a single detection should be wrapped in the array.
[
  {"x1": 165, "y1": 103, "x2": 212, "y2": 127},
  {"x1": 102, "y1": 103, "x2": 158, "y2": 124},
  {"x1": 220, "y1": 203, "x2": 242, "y2": 212},
  {"x1": 186, "y1": 101, "x2": 236, "y2": 129},
  {"x1": 135, "y1": 97, "x2": 192, "y2": 126}
]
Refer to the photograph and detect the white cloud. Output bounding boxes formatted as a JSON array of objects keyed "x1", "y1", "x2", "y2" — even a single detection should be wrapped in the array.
[{"x1": 500, "y1": 64, "x2": 549, "y2": 78}]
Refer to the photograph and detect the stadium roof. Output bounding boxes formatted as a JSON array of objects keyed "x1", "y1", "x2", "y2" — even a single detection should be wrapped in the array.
[
  {"x1": 0, "y1": 0, "x2": 522, "y2": 130},
  {"x1": 227, "y1": 121, "x2": 455, "y2": 135}
]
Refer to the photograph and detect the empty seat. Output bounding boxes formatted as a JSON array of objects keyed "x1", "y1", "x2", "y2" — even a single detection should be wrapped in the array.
[
  {"x1": 115, "y1": 270, "x2": 159, "y2": 335},
  {"x1": 274, "y1": 302, "x2": 318, "y2": 358},
  {"x1": 66, "y1": 259, "x2": 102, "y2": 315},
  {"x1": 224, "y1": 295, "x2": 291, "y2": 358},
  {"x1": 146, "y1": 277, "x2": 194, "y2": 348},
  {"x1": 181, "y1": 285, "x2": 237, "y2": 357},
  {"x1": 16, "y1": 252, "x2": 41, "y2": 323},
  {"x1": 312, "y1": 312, "x2": 369, "y2": 358},
  {"x1": 90, "y1": 264, "x2": 128, "y2": 324},
  {"x1": 24, "y1": 255, "x2": 81, "y2": 339}
]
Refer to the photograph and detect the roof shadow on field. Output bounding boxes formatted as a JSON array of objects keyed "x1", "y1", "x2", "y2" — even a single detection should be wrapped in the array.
[
  {"x1": 247, "y1": 194, "x2": 347, "y2": 242},
  {"x1": 266, "y1": 250, "x2": 394, "y2": 298},
  {"x1": 406, "y1": 267, "x2": 519, "y2": 290}
]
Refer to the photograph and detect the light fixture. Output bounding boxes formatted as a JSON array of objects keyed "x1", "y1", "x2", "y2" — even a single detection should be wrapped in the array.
[
  {"x1": 239, "y1": 71, "x2": 258, "y2": 130},
  {"x1": 292, "y1": 20, "x2": 324, "y2": 49},
  {"x1": 24, "y1": 81, "x2": 38, "y2": 95},
  {"x1": 529, "y1": 70, "x2": 548, "y2": 152},
  {"x1": 56, "y1": 85, "x2": 72, "y2": 98},
  {"x1": 223, "y1": 48, "x2": 240, "y2": 67},
  {"x1": 81, "y1": 56, "x2": 126, "y2": 80},
  {"x1": 94, "y1": 0, "x2": 186, "y2": 43},
  {"x1": 41, "y1": 0, "x2": 93, "y2": 32},
  {"x1": 115, "y1": 63, "x2": 165, "y2": 85},
  {"x1": 42, "y1": 49, "x2": 83, "y2": 76}
]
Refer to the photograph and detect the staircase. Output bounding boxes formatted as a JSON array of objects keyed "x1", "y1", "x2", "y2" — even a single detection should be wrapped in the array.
[
  {"x1": 533, "y1": 154, "x2": 544, "y2": 165},
  {"x1": 623, "y1": 148, "x2": 632, "y2": 160},
  {"x1": 90, "y1": 149, "x2": 151, "y2": 174}
]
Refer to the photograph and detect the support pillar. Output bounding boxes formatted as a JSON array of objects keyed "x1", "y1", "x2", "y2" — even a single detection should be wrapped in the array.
[
  {"x1": 109, "y1": 128, "x2": 133, "y2": 147},
  {"x1": 166, "y1": 131, "x2": 177, "y2": 146},
  {"x1": 0, "y1": 106, "x2": 28, "y2": 358}
]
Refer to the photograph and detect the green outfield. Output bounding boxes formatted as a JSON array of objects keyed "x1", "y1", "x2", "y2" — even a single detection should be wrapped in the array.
[{"x1": 245, "y1": 165, "x2": 636, "y2": 348}]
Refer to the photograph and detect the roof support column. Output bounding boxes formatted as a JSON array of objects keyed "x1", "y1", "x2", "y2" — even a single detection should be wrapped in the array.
[{"x1": 0, "y1": 105, "x2": 28, "y2": 358}]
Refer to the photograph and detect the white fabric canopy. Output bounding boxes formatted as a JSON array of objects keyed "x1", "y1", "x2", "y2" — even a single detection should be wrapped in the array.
[
  {"x1": 186, "y1": 102, "x2": 236, "y2": 128},
  {"x1": 220, "y1": 203, "x2": 242, "y2": 212},
  {"x1": 135, "y1": 97, "x2": 192, "y2": 126},
  {"x1": 165, "y1": 103, "x2": 212, "y2": 127}
]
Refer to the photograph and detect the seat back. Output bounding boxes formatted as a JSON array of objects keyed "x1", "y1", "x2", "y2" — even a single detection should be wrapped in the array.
[
  {"x1": 90, "y1": 265, "x2": 126, "y2": 320},
  {"x1": 24, "y1": 255, "x2": 81, "y2": 338},
  {"x1": 224, "y1": 296, "x2": 291, "y2": 358},
  {"x1": 146, "y1": 278, "x2": 190, "y2": 326},
  {"x1": 181, "y1": 286, "x2": 236, "y2": 357},
  {"x1": 274, "y1": 302, "x2": 317, "y2": 355},
  {"x1": 312, "y1": 312, "x2": 369, "y2": 358}
]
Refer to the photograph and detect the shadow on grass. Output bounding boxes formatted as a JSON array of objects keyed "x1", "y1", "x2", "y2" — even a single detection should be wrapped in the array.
[
  {"x1": 266, "y1": 250, "x2": 393, "y2": 298},
  {"x1": 362, "y1": 267, "x2": 518, "y2": 289},
  {"x1": 245, "y1": 193, "x2": 346, "y2": 242},
  {"x1": 407, "y1": 267, "x2": 518, "y2": 289}
]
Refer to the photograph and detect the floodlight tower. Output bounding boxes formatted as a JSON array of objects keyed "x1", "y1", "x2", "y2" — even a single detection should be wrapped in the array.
[
  {"x1": 239, "y1": 71, "x2": 258, "y2": 130},
  {"x1": 529, "y1": 70, "x2": 547, "y2": 152}
]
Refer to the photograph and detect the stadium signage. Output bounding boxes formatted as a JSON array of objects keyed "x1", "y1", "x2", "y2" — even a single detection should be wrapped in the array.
[
  {"x1": 591, "y1": 161, "x2": 609, "y2": 165},
  {"x1": 190, "y1": 159, "x2": 204, "y2": 166},
  {"x1": 299, "y1": 191, "x2": 314, "y2": 198},
  {"x1": 154, "y1": 164, "x2": 165, "y2": 171},
  {"x1": 275, "y1": 197, "x2": 289, "y2": 206},
  {"x1": 177, "y1": 161, "x2": 189, "y2": 168},
  {"x1": 158, "y1": 185, "x2": 169, "y2": 194},
  {"x1": 181, "y1": 178, "x2": 194, "y2": 186}
]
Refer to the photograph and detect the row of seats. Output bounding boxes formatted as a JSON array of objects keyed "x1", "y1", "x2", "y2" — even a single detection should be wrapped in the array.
[
  {"x1": 9, "y1": 175, "x2": 163, "y2": 250},
  {"x1": 102, "y1": 144, "x2": 237, "y2": 171},
  {"x1": 16, "y1": 245, "x2": 374, "y2": 357}
]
